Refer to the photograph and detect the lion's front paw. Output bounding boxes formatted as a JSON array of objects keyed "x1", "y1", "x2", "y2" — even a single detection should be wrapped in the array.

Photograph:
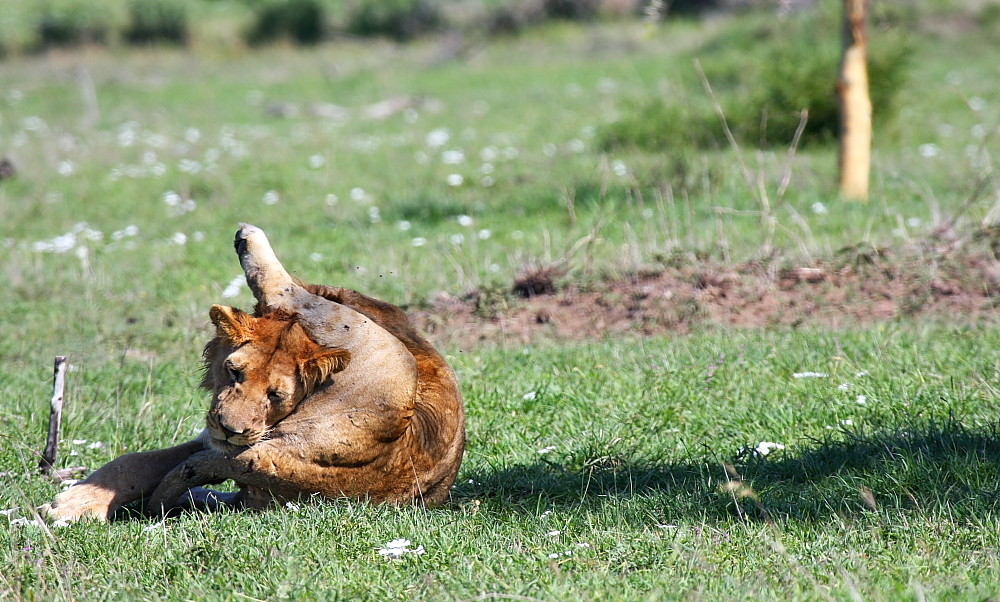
[{"x1": 42, "y1": 484, "x2": 118, "y2": 523}]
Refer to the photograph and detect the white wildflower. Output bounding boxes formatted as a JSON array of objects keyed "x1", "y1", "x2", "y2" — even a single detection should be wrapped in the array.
[
  {"x1": 411, "y1": 237, "x2": 427, "y2": 247},
  {"x1": 442, "y1": 150, "x2": 465, "y2": 165},
  {"x1": 310, "y1": 253, "x2": 323, "y2": 262},
  {"x1": 178, "y1": 159, "x2": 202, "y2": 174},
  {"x1": 221, "y1": 275, "x2": 245, "y2": 298},
  {"x1": 142, "y1": 520, "x2": 167, "y2": 533},
  {"x1": 426, "y1": 128, "x2": 450, "y2": 149},
  {"x1": 546, "y1": 530, "x2": 561, "y2": 537},
  {"x1": 171, "y1": 232, "x2": 187, "y2": 245},
  {"x1": 377, "y1": 538, "x2": 425, "y2": 559},
  {"x1": 523, "y1": 391, "x2": 537, "y2": 400},
  {"x1": 837, "y1": 383, "x2": 852, "y2": 391},
  {"x1": 397, "y1": 220, "x2": 412, "y2": 231},
  {"x1": 754, "y1": 441, "x2": 785, "y2": 456},
  {"x1": 856, "y1": 395, "x2": 867, "y2": 405},
  {"x1": 446, "y1": 174, "x2": 464, "y2": 187},
  {"x1": 262, "y1": 190, "x2": 279, "y2": 205},
  {"x1": 308, "y1": 154, "x2": 326, "y2": 169},
  {"x1": 811, "y1": 202, "x2": 828, "y2": 215},
  {"x1": 477, "y1": 229, "x2": 491, "y2": 240},
  {"x1": 793, "y1": 372, "x2": 828, "y2": 379},
  {"x1": 456, "y1": 215, "x2": 473, "y2": 227},
  {"x1": 58, "y1": 161, "x2": 74, "y2": 176},
  {"x1": 537, "y1": 445, "x2": 556, "y2": 454},
  {"x1": 919, "y1": 143, "x2": 939, "y2": 158},
  {"x1": 33, "y1": 233, "x2": 76, "y2": 253}
]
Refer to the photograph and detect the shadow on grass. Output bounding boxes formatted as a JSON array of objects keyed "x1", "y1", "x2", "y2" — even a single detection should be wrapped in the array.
[{"x1": 457, "y1": 420, "x2": 1000, "y2": 522}]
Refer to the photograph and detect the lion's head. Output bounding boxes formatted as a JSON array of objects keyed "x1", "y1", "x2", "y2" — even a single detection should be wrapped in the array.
[{"x1": 201, "y1": 304, "x2": 351, "y2": 452}]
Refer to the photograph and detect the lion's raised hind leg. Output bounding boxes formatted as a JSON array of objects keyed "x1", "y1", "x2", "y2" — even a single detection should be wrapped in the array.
[{"x1": 234, "y1": 223, "x2": 298, "y2": 311}]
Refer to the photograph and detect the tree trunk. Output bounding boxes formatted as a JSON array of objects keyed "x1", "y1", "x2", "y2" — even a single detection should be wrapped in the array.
[{"x1": 837, "y1": 0, "x2": 872, "y2": 201}]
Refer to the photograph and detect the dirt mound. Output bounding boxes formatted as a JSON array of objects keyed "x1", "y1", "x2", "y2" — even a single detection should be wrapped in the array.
[{"x1": 412, "y1": 247, "x2": 1000, "y2": 348}]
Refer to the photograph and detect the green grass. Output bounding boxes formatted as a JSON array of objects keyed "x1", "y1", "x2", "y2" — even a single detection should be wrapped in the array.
[
  {"x1": 2, "y1": 4, "x2": 1000, "y2": 600},
  {"x1": 4, "y1": 328, "x2": 1000, "y2": 599}
]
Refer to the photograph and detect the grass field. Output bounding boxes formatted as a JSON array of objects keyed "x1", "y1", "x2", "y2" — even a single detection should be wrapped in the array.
[{"x1": 2, "y1": 3, "x2": 1000, "y2": 600}]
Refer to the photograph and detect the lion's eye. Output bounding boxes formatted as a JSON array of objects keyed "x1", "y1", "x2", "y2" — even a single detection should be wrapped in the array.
[
  {"x1": 267, "y1": 390, "x2": 282, "y2": 405},
  {"x1": 226, "y1": 363, "x2": 244, "y2": 384}
]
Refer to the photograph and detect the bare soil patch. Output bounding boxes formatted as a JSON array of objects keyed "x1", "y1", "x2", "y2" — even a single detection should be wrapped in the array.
[{"x1": 412, "y1": 246, "x2": 1000, "y2": 349}]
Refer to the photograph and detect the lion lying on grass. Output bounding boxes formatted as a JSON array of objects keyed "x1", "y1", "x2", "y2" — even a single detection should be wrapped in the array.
[{"x1": 44, "y1": 224, "x2": 465, "y2": 521}]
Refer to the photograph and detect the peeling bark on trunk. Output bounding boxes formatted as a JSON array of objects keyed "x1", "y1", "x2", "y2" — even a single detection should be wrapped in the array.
[{"x1": 838, "y1": 0, "x2": 872, "y2": 201}]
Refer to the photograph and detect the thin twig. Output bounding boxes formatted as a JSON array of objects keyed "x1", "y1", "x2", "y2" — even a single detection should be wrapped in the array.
[{"x1": 39, "y1": 356, "x2": 68, "y2": 474}]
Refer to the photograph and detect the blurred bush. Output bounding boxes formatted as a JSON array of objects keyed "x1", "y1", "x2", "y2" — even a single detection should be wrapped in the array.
[
  {"x1": 542, "y1": 0, "x2": 601, "y2": 20},
  {"x1": 345, "y1": 0, "x2": 443, "y2": 41},
  {"x1": 35, "y1": 0, "x2": 116, "y2": 49},
  {"x1": 246, "y1": 0, "x2": 326, "y2": 45},
  {"x1": 124, "y1": 0, "x2": 189, "y2": 45}
]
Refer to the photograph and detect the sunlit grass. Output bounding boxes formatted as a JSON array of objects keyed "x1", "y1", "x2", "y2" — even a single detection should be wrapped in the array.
[
  {"x1": 4, "y1": 328, "x2": 1000, "y2": 599},
  {"x1": 1, "y1": 7, "x2": 999, "y2": 601}
]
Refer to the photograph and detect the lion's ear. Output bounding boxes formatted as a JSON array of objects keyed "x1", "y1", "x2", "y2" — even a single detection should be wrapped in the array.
[
  {"x1": 209, "y1": 304, "x2": 255, "y2": 345},
  {"x1": 299, "y1": 348, "x2": 351, "y2": 393}
]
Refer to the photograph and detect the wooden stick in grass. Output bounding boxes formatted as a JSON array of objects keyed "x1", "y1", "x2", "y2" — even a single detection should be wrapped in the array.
[{"x1": 39, "y1": 356, "x2": 68, "y2": 474}]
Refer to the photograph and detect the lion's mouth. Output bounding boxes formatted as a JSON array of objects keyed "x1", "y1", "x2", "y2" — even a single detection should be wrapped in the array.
[{"x1": 206, "y1": 424, "x2": 262, "y2": 452}]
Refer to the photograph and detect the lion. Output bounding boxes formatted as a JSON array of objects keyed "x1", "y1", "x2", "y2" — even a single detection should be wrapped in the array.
[{"x1": 43, "y1": 225, "x2": 466, "y2": 521}]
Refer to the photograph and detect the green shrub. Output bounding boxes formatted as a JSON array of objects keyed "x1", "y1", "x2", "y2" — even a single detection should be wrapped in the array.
[
  {"x1": 346, "y1": 0, "x2": 443, "y2": 41},
  {"x1": 736, "y1": 12, "x2": 912, "y2": 146},
  {"x1": 247, "y1": 0, "x2": 326, "y2": 45},
  {"x1": 601, "y1": 9, "x2": 911, "y2": 150},
  {"x1": 599, "y1": 99, "x2": 723, "y2": 152},
  {"x1": 124, "y1": 0, "x2": 189, "y2": 45},
  {"x1": 36, "y1": 0, "x2": 113, "y2": 49}
]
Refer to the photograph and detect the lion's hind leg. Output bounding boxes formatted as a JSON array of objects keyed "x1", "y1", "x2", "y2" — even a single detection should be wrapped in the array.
[{"x1": 42, "y1": 438, "x2": 206, "y2": 522}]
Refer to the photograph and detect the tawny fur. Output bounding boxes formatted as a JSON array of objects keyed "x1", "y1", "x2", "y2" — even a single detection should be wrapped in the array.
[{"x1": 43, "y1": 226, "x2": 465, "y2": 521}]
